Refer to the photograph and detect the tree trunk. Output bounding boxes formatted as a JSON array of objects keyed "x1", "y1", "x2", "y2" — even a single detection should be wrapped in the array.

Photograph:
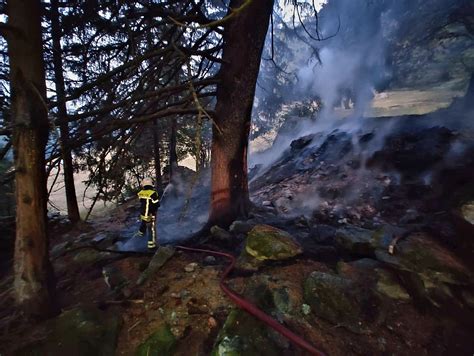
[
  {"x1": 6, "y1": 0, "x2": 58, "y2": 318},
  {"x1": 208, "y1": 0, "x2": 274, "y2": 228},
  {"x1": 169, "y1": 116, "x2": 178, "y2": 181},
  {"x1": 51, "y1": 0, "x2": 80, "y2": 223},
  {"x1": 195, "y1": 113, "x2": 203, "y2": 173},
  {"x1": 153, "y1": 119, "x2": 163, "y2": 194}
]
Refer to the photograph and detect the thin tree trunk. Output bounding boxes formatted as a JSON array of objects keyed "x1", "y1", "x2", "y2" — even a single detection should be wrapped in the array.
[
  {"x1": 51, "y1": 0, "x2": 80, "y2": 223},
  {"x1": 195, "y1": 113, "x2": 203, "y2": 173},
  {"x1": 169, "y1": 116, "x2": 178, "y2": 181},
  {"x1": 153, "y1": 119, "x2": 163, "y2": 194},
  {"x1": 6, "y1": 0, "x2": 58, "y2": 318},
  {"x1": 208, "y1": 0, "x2": 274, "y2": 228}
]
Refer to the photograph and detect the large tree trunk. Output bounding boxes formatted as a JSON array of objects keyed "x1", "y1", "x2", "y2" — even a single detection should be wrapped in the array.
[
  {"x1": 51, "y1": 0, "x2": 80, "y2": 223},
  {"x1": 208, "y1": 0, "x2": 274, "y2": 228},
  {"x1": 6, "y1": 0, "x2": 58, "y2": 318}
]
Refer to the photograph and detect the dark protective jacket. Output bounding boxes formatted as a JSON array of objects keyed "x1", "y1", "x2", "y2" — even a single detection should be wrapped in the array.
[{"x1": 138, "y1": 185, "x2": 160, "y2": 222}]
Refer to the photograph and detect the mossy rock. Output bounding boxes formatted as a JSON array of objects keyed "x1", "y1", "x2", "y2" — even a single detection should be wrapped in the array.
[
  {"x1": 375, "y1": 233, "x2": 471, "y2": 284},
  {"x1": 72, "y1": 249, "x2": 104, "y2": 264},
  {"x1": 375, "y1": 233, "x2": 473, "y2": 310},
  {"x1": 245, "y1": 225, "x2": 302, "y2": 261},
  {"x1": 211, "y1": 309, "x2": 280, "y2": 356},
  {"x1": 235, "y1": 248, "x2": 264, "y2": 273},
  {"x1": 16, "y1": 307, "x2": 121, "y2": 356},
  {"x1": 375, "y1": 268, "x2": 411, "y2": 301},
  {"x1": 137, "y1": 246, "x2": 175, "y2": 286},
  {"x1": 135, "y1": 324, "x2": 176, "y2": 356},
  {"x1": 303, "y1": 271, "x2": 381, "y2": 333}
]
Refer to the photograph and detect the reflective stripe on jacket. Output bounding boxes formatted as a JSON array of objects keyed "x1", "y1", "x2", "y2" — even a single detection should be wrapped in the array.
[{"x1": 138, "y1": 186, "x2": 159, "y2": 221}]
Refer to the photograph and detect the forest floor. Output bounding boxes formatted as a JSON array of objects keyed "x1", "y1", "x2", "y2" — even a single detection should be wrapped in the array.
[{"x1": 0, "y1": 195, "x2": 473, "y2": 355}]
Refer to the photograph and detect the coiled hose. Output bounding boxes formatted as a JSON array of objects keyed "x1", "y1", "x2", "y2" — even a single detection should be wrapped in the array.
[{"x1": 176, "y1": 245, "x2": 327, "y2": 356}]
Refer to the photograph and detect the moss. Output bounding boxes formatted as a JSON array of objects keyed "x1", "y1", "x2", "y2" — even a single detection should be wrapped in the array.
[
  {"x1": 375, "y1": 269, "x2": 410, "y2": 301},
  {"x1": 135, "y1": 324, "x2": 176, "y2": 356},
  {"x1": 245, "y1": 225, "x2": 301, "y2": 261},
  {"x1": 16, "y1": 307, "x2": 121, "y2": 356},
  {"x1": 211, "y1": 309, "x2": 280, "y2": 356},
  {"x1": 304, "y1": 272, "x2": 355, "y2": 321}
]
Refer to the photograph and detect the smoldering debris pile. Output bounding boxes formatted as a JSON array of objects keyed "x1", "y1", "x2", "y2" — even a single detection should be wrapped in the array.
[{"x1": 250, "y1": 105, "x2": 474, "y2": 232}]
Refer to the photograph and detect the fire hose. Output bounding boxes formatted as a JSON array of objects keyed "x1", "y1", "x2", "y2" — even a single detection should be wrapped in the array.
[
  {"x1": 176, "y1": 245, "x2": 327, "y2": 356},
  {"x1": 56, "y1": 238, "x2": 326, "y2": 354}
]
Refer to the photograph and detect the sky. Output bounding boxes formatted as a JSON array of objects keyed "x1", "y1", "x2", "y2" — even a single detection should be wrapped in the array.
[{"x1": 279, "y1": 0, "x2": 328, "y2": 21}]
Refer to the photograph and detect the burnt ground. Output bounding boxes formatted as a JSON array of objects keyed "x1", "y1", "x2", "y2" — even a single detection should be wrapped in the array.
[{"x1": 0, "y1": 196, "x2": 473, "y2": 356}]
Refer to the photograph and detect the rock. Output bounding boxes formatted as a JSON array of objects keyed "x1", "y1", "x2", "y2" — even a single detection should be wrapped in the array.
[
  {"x1": 102, "y1": 265, "x2": 128, "y2": 295},
  {"x1": 235, "y1": 248, "x2": 265, "y2": 273},
  {"x1": 400, "y1": 209, "x2": 424, "y2": 224},
  {"x1": 136, "y1": 324, "x2": 176, "y2": 356},
  {"x1": 303, "y1": 271, "x2": 381, "y2": 333},
  {"x1": 208, "y1": 316, "x2": 218, "y2": 328},
  {"x1": 203, "y1": 255, "x2": 217, "y2": 265},
  {"x1": 245, "y1": 224, "x2": 302, "y2": 261},
  {"x1": 301, "y1": 304, "x2": 311, "y2": 315},
  {"x1": 460, "y1": 200, "x2": 474, "y2": 225},
  {"x1": 335, "y1": 224, "x2": 399, "y2": 257},
  {"x1": 50, "y1": 241, "x2": 73, "y2": 259},
  {"x1": 290, "y1": 134, "x2": 314, "y2": 151},
  {"x1": 72, "y1": 248, "x2": 106, "y2": 265},
  {"x1": 180, "y1": 290, "x2": 190, "y2": 299},
  {"x1": 229, "y1": 220, "x2": 255, "y2": 234},
  {"x1": 16, "y1": 307, "x2": 121, "y2": 355},
  {"x1": 211, "y1": 309, "x2": 280, "y2": 356},
  {"x1": 137, "y1": 246, "x2": 175, "y2": 286},
  {"x1": 210, "y1": 225, "x2": 233, "y2": 241},
  {"x1": 184, "y1": 262, "x2": 198, "y2": 273},
  {"x1": 375, "y1": 232, "x2": 473, "y2": 311},
  {"x1": 337, "y1": 258, "x2": 411, "y2": 302},
  {"x1": 375, "y1": 269, "x2": 411, "y2": 301},
  {"x1": 271, "y1": 287, "x2": 296, "y2": 316},
  {"x1": 334, "y1": 225, "x2": 375, "y2": 256}
]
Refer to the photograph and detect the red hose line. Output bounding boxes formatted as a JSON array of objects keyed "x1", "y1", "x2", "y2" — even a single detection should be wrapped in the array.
[{"x1": 176, "y1": 245, "x2": 326, "y2": 356}]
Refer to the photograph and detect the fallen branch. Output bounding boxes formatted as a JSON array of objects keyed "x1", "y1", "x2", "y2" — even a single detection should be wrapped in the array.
[{"x1": 52, "y1": 244, "x2": 153, "y2": 261}]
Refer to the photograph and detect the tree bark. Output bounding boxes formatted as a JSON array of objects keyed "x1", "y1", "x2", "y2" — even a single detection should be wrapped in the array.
[
  {"x1": 153, "y1": 119, "x2": 163, "y2": 194},
  {"x1": 208, "y1": 0, "x2": 274, "y2": 228},
  {"x1": 6, "y1": 0, "x2": 58, "y2": 318},
  {"x1": 195, "y1": 113, "x2": 203, "y2": 173},
  {"x1": 169, "y1": 116, "x2": 178, "y2": 181},
  {"x1": 51, "y1": 0, "x2": 80, "y2": 223}
]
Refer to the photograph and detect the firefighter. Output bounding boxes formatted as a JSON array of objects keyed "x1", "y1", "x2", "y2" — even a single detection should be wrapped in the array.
[{"x1": 137, "y1": 177, "x2": 160, "y2": 249}]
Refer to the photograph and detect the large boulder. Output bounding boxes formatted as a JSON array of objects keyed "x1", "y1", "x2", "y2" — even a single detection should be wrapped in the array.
[
  {"x1": 375, "y1": 232, "x2": 474, "y2": 313},
  {"x1": 304, "y1": 257, "x2": 412, "y2": 333},
  {"x1": 337, "y1": 259, "x2": 411, "y2": 302},
  {"x1": 245, "y1": 225, "x2": 302, "y2": 261},
  {"x1": 211, "y1": 280, "x2": 291, "y2": 355},
  {"x1": 303, "y1": 270, "x2": 383, "y2": 334},
  {"x1": 16, "y1": 307, "x2": 121, "y2": 355}
]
